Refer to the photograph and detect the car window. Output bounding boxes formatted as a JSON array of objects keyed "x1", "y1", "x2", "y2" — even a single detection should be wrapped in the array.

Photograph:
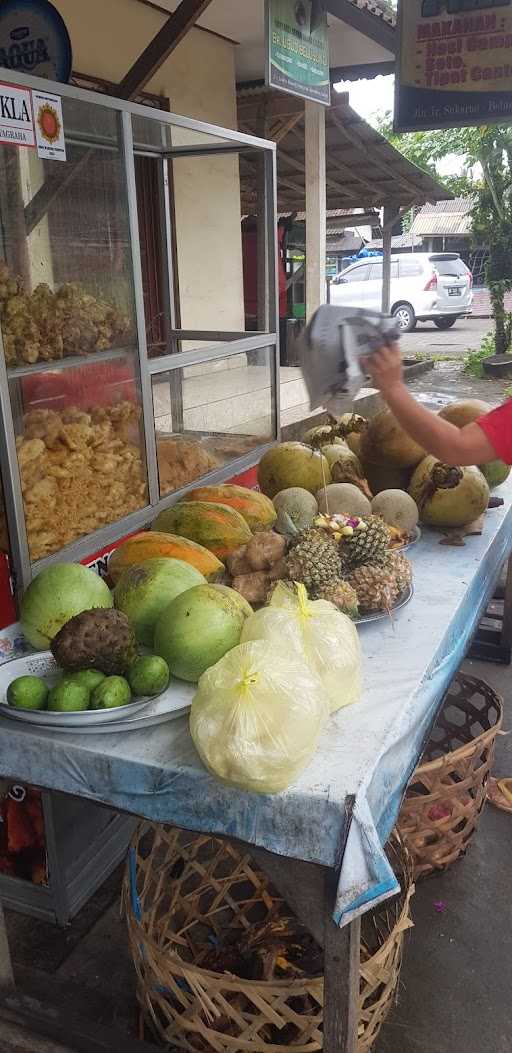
[
  {"x1": 368, "y1": 261, "x2": 398, "y2": 280},
  {"x1": 429, "y1": 256, "x2": 467, "y2": 277},
  {"x1": 343, "y1": 265, "x2": 370, "y2": 283},
  {"x1": 399, "y1": 258, "x2": 424, "y2": 277}
]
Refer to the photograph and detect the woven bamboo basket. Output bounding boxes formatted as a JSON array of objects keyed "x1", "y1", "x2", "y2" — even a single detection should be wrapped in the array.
[
  {"x1": 398, "y1": 672, "x2": 503, "y2": 880},
  {"x1": 124, "y1": 824, "x2": 414, "y2": 1053}
]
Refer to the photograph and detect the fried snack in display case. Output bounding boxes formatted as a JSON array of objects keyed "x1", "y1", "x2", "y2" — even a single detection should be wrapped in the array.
[
  {"x1": 15, "y1": 391, "x2": 147, "y2": 562},
  {"x1": 0, "y1": 264, "x2": 131, "y2": 369}
]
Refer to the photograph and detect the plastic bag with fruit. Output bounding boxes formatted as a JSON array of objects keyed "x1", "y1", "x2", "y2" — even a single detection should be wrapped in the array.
[{"x1": 241, "y1": 582, "x2": 362, "y2": 714}]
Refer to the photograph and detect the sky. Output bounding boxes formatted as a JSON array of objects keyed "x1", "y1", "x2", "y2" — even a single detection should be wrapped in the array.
[{"x1": 334, "y1": 75, "x2": 464, "y2": 178}]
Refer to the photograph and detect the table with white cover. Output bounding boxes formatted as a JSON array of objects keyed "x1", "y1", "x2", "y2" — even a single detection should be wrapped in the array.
[{"x1": 0, "y1": 480, "x2": 511, "y2": 1052}]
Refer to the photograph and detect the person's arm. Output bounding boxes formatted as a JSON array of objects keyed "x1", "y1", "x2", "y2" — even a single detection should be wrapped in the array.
[{"x1": 365, "y1": 344, "x2": 498, "y2": 466}]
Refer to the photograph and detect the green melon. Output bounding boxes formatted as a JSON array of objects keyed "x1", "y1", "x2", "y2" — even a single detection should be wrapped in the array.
[
  {"x1": 114, "y1": 558, "x2": 206, "y2": 646},
  {"x1": 154, "y1": 584, "x2": 252, "y2": 683},
  {"x1": 21, "y1": 564, "x2": 113, "y2": 650}
]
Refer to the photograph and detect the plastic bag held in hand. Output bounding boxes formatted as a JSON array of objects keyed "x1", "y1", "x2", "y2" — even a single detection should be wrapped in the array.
[
  {"x1": 241, "y1": 583, "x2": 362, "y2": 714},
  {"x1": 298, "y1": 304, "x2": 400, "y2": 415},
  {"x1": 190, "y1": 640, "x2": 328, "y2": 794}
]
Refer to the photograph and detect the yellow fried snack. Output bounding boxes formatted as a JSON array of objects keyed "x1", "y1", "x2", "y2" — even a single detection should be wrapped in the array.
[{"x1": 17, "y1": 401, "x2": 147, "y2": 560}]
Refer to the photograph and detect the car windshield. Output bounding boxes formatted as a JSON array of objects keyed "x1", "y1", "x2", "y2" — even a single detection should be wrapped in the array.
[{"x1": 429, "y1": 256, "x2": 467, "y2": 277}]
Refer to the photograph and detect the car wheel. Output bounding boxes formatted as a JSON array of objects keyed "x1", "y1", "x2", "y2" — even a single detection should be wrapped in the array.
[
  {"x1": 434, "y1": 316, "x2": 457, "y2": 330},
  {"x1": 392, "y1": 303, "x2": 416, "y2": 333}
]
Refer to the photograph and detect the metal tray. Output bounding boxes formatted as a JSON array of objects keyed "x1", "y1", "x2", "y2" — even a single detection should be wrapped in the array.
[
  {"x1": 0, "y1": 652, "x2": 159, "y2": 727},
  {"x1": 354, "y1": 584, "x2": 414, "y2": 625},
  {"x1": 401, "y1": 526, "x2": 421, "y2": 551}
]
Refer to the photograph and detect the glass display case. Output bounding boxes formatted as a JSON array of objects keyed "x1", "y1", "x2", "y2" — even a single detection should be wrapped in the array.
[{"x1": 0, "y1": 71, "x2": 278, "y2": 596}]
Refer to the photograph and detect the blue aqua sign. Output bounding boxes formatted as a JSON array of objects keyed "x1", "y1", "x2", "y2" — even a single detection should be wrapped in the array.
[{"x1": 0, "y1": 0, "x2": 72, "y2": 84}]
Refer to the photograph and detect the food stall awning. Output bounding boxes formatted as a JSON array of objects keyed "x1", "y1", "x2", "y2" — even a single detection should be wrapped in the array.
[{"x1": 237, "y1": 88, "x2": 452, "y2": 214}]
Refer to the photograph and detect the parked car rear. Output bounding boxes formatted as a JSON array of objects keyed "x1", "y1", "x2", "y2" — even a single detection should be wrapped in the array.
[{"x1": 329, "y1": 252, "x2": 473, "y2": 332}]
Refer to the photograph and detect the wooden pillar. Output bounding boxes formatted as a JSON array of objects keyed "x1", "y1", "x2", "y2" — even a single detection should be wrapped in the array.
[
  {"x1": 305, "y1": 100, "x2": 326, "y2": 322},
  {"x1": 381, "y1": 204, "x2": 394, "y2": 315}
]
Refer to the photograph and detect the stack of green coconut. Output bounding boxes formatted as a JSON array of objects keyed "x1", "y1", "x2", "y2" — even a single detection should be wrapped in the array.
[{"x1": 258, "y1": 399, "x2": 508, "y2": 537}]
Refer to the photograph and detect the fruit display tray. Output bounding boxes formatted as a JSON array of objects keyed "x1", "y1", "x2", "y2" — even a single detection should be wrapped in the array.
[
  {"x1": 354, "y1": 584, "x2": 414, "y2": 625},
  {"x1": 0, "y1": 652, "x2": 194, "y2": 732},
  {"x1": 402, "y1": 526, "x2": 422, "y2": 551}
]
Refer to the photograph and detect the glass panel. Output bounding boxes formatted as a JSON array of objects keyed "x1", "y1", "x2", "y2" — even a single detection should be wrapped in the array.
[
  {"x1": 11, "y1": 356, "x2": 148, "y2": 562},
  {"x1": 132, "y1": 113, "x2": 237, "y2": 154},
  {"x1": 132, "y1": 113, "x2": 273, "y2": 357},
  {"x1": 0, "y1": 98, "x2": 137, "y2": 373},
  {"x1": 153, "y1": 348, "x2": 273, "y2": 497}
]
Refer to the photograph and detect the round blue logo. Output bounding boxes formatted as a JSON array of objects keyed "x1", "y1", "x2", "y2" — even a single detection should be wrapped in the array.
[{"x1": 0, "y1": 0, "x2": 72, "y2": 83}]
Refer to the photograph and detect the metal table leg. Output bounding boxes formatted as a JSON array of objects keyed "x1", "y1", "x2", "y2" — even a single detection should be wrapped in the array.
[{"x1": 0, "y1": 896, "x2": 14, "y2": 991}]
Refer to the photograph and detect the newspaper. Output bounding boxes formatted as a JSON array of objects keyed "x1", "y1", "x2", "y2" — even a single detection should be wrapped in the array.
[{"x1": 298, "y1": 305, "x2": 400, "y2": 414}]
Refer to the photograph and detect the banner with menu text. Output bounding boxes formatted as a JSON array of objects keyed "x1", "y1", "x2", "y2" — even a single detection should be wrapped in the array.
[{"x1": 395, "y1": 0, "x2": 512, "y2": 132}]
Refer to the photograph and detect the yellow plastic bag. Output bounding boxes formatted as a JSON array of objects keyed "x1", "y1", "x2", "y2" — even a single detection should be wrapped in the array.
[
  {"x1": 241, "y1": 583, "x2": 362, "y2": 713},
  {"x1": 190, "y1": 640, "x2": 328, "y2": 794}
]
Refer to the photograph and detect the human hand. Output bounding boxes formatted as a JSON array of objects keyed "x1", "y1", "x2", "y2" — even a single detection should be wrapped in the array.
[{"x1": 364, "y1": 342, "x2": 403, "y2": 395}]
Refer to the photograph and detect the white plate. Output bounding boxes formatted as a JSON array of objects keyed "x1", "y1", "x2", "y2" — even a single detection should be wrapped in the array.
[
  {"x1": 354, "y1": 584, "x2": 414, "y2": 625},
  {"x1": 0, "y1": 652, "x2": 155, "y2": 726}
]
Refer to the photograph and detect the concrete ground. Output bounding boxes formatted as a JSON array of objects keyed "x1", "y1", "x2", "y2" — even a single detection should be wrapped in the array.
[
  {"x1": 2, "y1": 355, "x2": 512, "y2": 1051},
  {"x1": 400, "y1": 316, "x2": 490, "y2": 359},
  {"x1": 377, "y1": 654, "x2": 512, "y2": 1053}
]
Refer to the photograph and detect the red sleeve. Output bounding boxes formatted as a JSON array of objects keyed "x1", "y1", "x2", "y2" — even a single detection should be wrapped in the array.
[{"x1": 477, "y1": 401, "x2": 512, "y2": 464}]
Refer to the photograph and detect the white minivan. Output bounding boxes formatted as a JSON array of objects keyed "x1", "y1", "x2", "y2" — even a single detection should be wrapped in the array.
[{"x1": 329, "y1": 252, "x2": 473, "y2": 332}]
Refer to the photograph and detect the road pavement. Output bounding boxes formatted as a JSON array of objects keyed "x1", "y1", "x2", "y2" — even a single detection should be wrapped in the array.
[{"x1": 401, "y1": 316, "x2": 490, "y2": 358}]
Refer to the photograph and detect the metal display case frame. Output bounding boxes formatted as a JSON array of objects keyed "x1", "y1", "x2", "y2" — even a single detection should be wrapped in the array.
[{"x1": 0, "y1": 69, "x2": 279, "y2": 597}]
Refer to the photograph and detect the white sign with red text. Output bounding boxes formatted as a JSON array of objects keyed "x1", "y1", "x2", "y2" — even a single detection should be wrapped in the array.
[{"x1": 33, "y1": 89, "x2": 66, "y2": 161}]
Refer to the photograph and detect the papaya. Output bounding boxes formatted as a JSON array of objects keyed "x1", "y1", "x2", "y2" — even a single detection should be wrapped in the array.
[
  {"x1": 181, "y1": 484, "x2": 276, "y2": 532},
  {"x1": 152, "y1": 502, "x2": 252, "y2": 561},
  {"x1": 108, "y1": 531, "x2": 222, "y2": 585}
]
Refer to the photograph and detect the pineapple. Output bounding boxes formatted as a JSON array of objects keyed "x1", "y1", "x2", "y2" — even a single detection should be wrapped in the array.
[
  {"x1": 345, "y1": 563, "x2": 400, "y2": 613},
  {"x1": 340, "y1": 515, "x2": 390, "y2": 570},
  {"x1": 51, "y1": 608, "x2": 137, "y2": 674},
  {"x1": 315, "y1": 581, "x2": 359, "y2": 618},
  {"x1": 385, "y1": 552, "x2": 413, "y2": 594},
  {"x1": 285, "y1": 528, "x2": 342, "y2": 596}
]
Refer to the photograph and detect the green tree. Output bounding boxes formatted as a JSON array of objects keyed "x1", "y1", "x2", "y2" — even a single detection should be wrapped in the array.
[{"x1": 375, "y1": 114, "x2": 512, "y2": 355}]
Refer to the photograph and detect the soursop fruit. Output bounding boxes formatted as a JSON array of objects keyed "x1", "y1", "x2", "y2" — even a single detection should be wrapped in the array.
[{"x1": 51, "y1": 608, "x2": 137, "y2": 674}]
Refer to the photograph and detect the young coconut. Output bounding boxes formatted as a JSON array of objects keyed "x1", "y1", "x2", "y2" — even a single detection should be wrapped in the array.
[
  {"x1": 361, "y1": 409, "x2": 425, "y2": 469},
  {"x1": 409, "y1": 457, "x2": 490, "y2": 528},
  {"x1": 479, "y1": 460, "x2": 511, "y2": 489},
  {"x1": 330, "y1": 453, "x2": 373, "y2": 499},
  {"x1": 306, "y1": 414, "x2": 368, "y2": 451}
]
